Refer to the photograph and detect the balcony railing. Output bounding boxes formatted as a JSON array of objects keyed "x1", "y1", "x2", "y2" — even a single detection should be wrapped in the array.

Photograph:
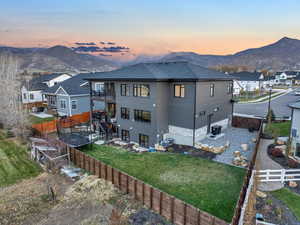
[{"x1": 92, "y1": 90, "x2": 115, "y2": 98}]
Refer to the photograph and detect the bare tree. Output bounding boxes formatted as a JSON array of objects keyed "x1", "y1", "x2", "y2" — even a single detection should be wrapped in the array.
[{"x1": 0, "y1": 52, "x2": 30, "y2": 138}]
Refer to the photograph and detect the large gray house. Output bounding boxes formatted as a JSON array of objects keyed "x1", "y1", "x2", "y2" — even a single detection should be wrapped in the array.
[
  {"x1": 85, "y1": 62, "x2": 234, "y2": 147},
  {"x1": 44, "y1": 74, "x2": 104, "y2": 116}
]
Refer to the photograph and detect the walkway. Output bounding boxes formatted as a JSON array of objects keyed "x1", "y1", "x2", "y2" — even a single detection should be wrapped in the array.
[{"x1": 256, "y1": 138, "x2": 284, "y2": 191}]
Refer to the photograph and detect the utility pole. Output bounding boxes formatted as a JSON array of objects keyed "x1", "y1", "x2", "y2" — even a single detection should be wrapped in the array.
[{"x1": 267, "y1": 88, "x2": 272, "y2": 124}]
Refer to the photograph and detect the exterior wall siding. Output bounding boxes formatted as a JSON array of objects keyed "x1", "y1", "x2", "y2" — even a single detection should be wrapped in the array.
[
  {"x1": 91, "y1": 80, "x2": 233, "y2": 147},
  {"x1": 291, "y1": 109, "x2": 300, "y2": 158}
]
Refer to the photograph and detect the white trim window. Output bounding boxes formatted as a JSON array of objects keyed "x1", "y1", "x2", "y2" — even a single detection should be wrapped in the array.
[
  {"x1": 95, "y1": 83, "x2": 104, "y2": 92},
  {"x1": 71, "y1": 100, "x2": 77, "y2": 110},
  {"x1": 60, "y1": 99, "x2": 66, "y2": 109},
  {"x1": 29, "y1": 93, "x2": 34, "y2": 100},
  {"x1": 23, "y1": 93, "x2": 27, "y2": 100}
]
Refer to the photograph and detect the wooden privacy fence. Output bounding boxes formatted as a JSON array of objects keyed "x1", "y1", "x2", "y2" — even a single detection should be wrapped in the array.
[
  {"x1": 68, "y1": 147, "x2": 229, "y2": 225},
  {"x1": 231, "y1": 121, "x2": 263, "y2": 225},
  {"x1": 257, "y1": 169, "x2": 300, "y2": 183},
  {"x1": 32, "y1": 112, "x2": 90, "y2": 134}
]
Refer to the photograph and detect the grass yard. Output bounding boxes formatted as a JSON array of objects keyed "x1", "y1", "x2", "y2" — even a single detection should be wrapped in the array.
[
  {"x1": 81, "y1": 144, "x2": 246, "y2": 222},
  {"x1": 29, "y1": 115, "x2": 55, "y2": 124},
  {"x1": 0, "y1": 131, "x2": 41, "y2": 187},
  {"x1": 266, "y1": 121, "x2": 291, "y2": 137},
  {"x1": 272, "y1": 188, "x2": 300, "y2": 221}
]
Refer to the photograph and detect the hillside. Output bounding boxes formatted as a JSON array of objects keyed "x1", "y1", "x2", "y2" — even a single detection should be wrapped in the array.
[
  {"x1": 0, "y1": 45, "x2": 118, "y2": 73},
  {"x1": 156, "y1": 37, "x2": 300, "y2": 71}
]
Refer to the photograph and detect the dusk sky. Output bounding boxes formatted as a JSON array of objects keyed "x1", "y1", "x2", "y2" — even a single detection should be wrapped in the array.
[{"x1": 1, "y1": 0, "x2": 300, "y2": 58}]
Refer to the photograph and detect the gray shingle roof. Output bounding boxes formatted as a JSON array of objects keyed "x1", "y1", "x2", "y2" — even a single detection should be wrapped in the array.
[
  {"x1": 84, "y1": 62, "x2": 234, "y2": 81},
  {"x1": 24, "y1": 73, "x2": 69, "y2": 91},
  {"x1": 230, "y1": 71, "x2": 263, "y2": 81},
  {"x1": 44, "y1": 74, "x2": 91, "y2": 95}
]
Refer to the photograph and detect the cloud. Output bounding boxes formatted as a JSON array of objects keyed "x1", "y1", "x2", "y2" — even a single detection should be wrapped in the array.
[
  {"x1": 100, "y1": 41, "x2": 116, "y2": 45},
  {"x1": 75, "y1": 42, "x2": 96, "y2": 46},
  {"x1": 99, "y1": 53, "x2": 112, "y2": 57},
  {"x1": 72, "y1": 45, "x2": 130, "y2": 53}
]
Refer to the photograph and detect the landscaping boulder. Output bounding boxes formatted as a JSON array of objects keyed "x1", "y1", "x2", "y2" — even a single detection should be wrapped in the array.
[
  {"x1": 233, "y1": 151, "x2": 241, "y2": 157},
  {"x1": 274, "y1": 145, "x2": 287, "y2": 152},
  {"x1": 241, "y1": 143, "x2": 248, "y2": 151},
  {"x1": 256, "y1": 191, "x2": 267, "y2": 198},
  {"x1": 233, "y1": 156, "x2": 248, "y2": 167},
  {"x1": 288, "y1": 181, "x2": 298, "y2": 188}
]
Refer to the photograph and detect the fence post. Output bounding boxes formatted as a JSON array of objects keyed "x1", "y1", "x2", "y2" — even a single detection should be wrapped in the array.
[{"x1": 281, "y1": 169, "x2": 285, "y2": 183}]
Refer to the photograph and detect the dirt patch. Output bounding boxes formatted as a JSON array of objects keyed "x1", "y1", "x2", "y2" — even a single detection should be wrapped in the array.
[
  {"x1": 256, "y1": 193, "x2": 300, "y2": 225},
  {"x1": 167, "y1": 144, "x2": 216, "y2": 160},
  {"x1": 0, "y1": 173, "x2": 174, "y2": 225}
]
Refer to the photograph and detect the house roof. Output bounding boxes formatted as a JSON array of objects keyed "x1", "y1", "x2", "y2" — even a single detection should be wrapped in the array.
[
  {"x1": 44, "y1": 74, "x2": 91, "y2": 96},
  {"x1": 285, "y1": 71, "x2": 299, "y2": 76},
  {"x1": 24, "y1": 73, "x2": 70, "y2": 91},
  {"x1": 289, "y1": 101, "x2": 300, "y2": 109},
  {"x1": 229, "y1": 71, "x2": 263, "y2": 81},
  {"x1": 83, "y1": 62, "x2": 234, "y2": 81}
]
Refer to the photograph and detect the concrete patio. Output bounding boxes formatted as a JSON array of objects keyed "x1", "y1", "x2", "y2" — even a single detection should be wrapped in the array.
[{"x1": 199, "y1": 127, "x2": 258, "y2": 166}]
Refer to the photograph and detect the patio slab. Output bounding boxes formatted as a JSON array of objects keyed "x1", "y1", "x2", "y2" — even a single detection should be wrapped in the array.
[{"x1": 199, "y1": 127, "x2": 257, "y2": 166}]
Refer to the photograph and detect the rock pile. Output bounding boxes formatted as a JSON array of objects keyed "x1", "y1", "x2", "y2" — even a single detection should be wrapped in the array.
[
  {"x1": 195, "y1": 142, "x2": 229, "y2": 154},
  {"x1": 232, "y1": 151, "x2": 248, "y2": 167}
]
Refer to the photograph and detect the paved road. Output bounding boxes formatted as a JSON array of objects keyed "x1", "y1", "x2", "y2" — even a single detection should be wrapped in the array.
[{"x1": 234, "y1": 88, "x2": 300, "y2": 118}]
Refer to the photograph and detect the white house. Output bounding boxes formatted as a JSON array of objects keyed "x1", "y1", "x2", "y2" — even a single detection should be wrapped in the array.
[
  {"x1": 274, "y1": 71, "x2": 299, "y2": 86},
  {"x1": 231, "y1": 72, "x2": 265, "y2": 95},
  {"x1": 21, "y1": 73, "x2": 72, "y2": 105},
  {"x1": 289, "y1": 102, "x2": 300, "y2": 160}
]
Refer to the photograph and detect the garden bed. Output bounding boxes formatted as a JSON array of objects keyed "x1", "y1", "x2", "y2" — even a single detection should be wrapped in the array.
[{"x1": 80, "y1": 144, "x2": 246, "y2": 222}]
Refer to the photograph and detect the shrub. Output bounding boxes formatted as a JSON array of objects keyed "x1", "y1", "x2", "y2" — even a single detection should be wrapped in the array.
[
  {"x1": 270, "y1": 148, "x2": 284, "y2": 157},
  {"x1": 288, "y1": 158, "x2": 299, "y2": 168}
]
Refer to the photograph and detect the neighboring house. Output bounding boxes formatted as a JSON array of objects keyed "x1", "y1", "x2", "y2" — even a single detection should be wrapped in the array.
[
  {"x1": 21, "y1": 73, "x2": 72, "y2": 105},
  {"x1": 230, "y1": 71, "x2": 265, "y2": 95},
  {"x1": 85, "y1": 62, "x2": 234, "y2": 147},
  {"x1": 295, "y1": 75, "x2": 300, "y2": 85},
  {"x1": 274, "y1": 71, "x2": 299, "y2": 86},
  {"x1": 43, "y1": 74, "x2": 105, "y2": 116},
  {"x1": 289, "y1": 102, "x2": 300, "y2": 160}
]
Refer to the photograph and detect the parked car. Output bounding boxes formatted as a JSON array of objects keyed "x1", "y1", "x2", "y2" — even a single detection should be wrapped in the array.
[{"x1": 295, "y1": 91, "x2": 300, "y2": 96}]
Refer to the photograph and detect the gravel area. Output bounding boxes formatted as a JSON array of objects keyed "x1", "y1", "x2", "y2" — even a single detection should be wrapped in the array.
[
  {"x1": 129, "y1": 208, "x2": 173, "y2": 225},
  {"x1": 200, "y1": 127, "x2": 257, "y2": 166}
]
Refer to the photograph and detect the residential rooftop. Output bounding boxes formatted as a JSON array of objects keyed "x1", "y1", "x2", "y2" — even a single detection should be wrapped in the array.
[
  {"x1": 229, "y1": 71, "x2": 263, "y2": 81},
  {"x1": 84, "y1": 61, "x2": 234, "y2": 81},
  {"x1": 44, "y1": 74, "x2": 91, "y2": 95}
]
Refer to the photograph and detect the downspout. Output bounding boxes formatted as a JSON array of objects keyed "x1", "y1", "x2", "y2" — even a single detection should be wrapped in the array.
[
  {"x1": 89, "y1": 81, "x2": 93, "y2": 150},
  {"x1": 69, "y1": 95, "x2": 72, "y2": 116},
  {"x1": 192, "y1": 81, "x2": 197, "y2": 147}
]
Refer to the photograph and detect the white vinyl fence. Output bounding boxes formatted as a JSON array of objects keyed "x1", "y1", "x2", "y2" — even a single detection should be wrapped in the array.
[{"x1": 257, "y1": 169, "x2": 300, "y2": 183}]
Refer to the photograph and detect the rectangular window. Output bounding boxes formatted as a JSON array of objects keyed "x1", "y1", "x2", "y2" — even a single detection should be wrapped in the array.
[
  {"x1": 121, "y1": 130, "x2": 130, "y2": 142},
  {"x1": 139, "y1": 134, "x2": 149, "y2": 148},
  {"x1": 60, "y1": 100, "x2": 66, "y2": 109},
  {"x1": 95, "y1": 83, "x2": 104, "y2": 92},
  {"x1": 133, "y1": 84, "x2": 150, "y2": 97},
  {"x1": 210, "y1": 84, "x2": 215, "y2": 97},
  {"x1": 227, "y1": 83, "x2": 233, "y2": 94},
  {"x1": 29, "y1": 93, "x2": 34, "y2": 100},
  {"x1": 71, "y1": 100, "x2": 77, "y2": 110},
  {"x1": 174, "y1": 84, "x2": 185, "y2": 98},
  {"x1": 23, "y1": 93, "x2": 27, "y2": 100},
  {"x1": 120, "y1": 84, "x2": 129, "y2": 96},
  {"x1": 120, "y1": 107, "x2": 130, "y2": 119},
  {"x1": 134, "y1": 109, "x2": 151, "y2": 123}
]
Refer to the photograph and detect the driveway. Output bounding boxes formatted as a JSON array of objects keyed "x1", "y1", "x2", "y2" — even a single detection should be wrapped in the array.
[{"x1": 234, "y1": 88, "x2": 300, "y2": 118}]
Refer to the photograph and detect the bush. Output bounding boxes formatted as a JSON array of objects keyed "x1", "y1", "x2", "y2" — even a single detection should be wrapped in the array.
[
  {"x1": 270, "y1": 148, "x2": 284, "y2": 158},
  {"x1": 288, "y1": 158, "x2": 299, "y2": 168}
]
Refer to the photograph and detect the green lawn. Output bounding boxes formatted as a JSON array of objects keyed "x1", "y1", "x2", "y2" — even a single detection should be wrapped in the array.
[
  {"x1": 0, "y1": 131, "x2": 41, "y2": 187},
  {"x1": 29, "y1": 115, "x2": 55, "y2": 124},
  {"x1": 81, "y1": 144, "x2": 246, "y2": 222},
  {"x1": 266, "y1": 121, "x2": 291, "y2": 137},
  {"x1": 272, "y1": 188, "x2": 300, "y2": 221}
]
